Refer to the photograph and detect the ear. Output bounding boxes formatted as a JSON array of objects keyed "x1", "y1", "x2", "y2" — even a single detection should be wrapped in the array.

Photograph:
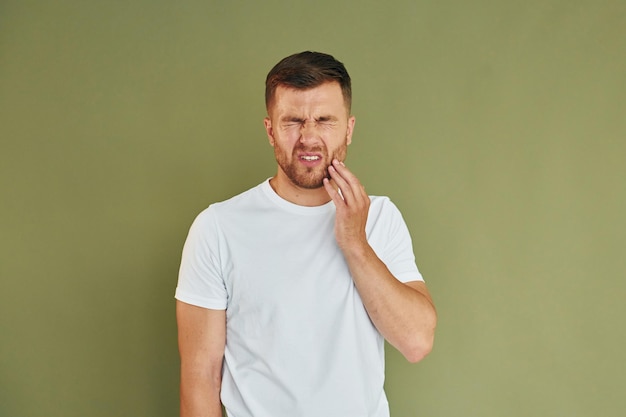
[
  {"x1": 264, "y1": 117, "x2": 275, "y2": 147},
  {"x1": 346, "y1": 115, "x2": 356, "y2": 145}
]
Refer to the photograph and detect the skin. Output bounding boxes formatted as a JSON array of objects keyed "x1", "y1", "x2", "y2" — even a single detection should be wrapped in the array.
[
  {"x1": 177, "y1": 304, "x2": 224, "y2": 417},
  {"x1": 323, "y1": 159, "x2": 437, "y2": 362},
  {"x1": 177, "y1": 80, "x2": 437, "y2": 417},
  {"x1": 264, "y1": 82, "x2": 355, "y2": 206}
]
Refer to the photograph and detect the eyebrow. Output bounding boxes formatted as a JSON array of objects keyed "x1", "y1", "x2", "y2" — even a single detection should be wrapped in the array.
[
  {"x1": 280, "y1": 115, "x2": 338, "y2": 123},
  {"x1": 281, "y1": 116, "x2": 305, "y2": 123}
]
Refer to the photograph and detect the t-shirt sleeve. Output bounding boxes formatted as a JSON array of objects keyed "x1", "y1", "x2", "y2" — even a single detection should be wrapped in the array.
[
  {"x1": 377, "y1": 198, "x2": 424, "y2": 283},
  {"x1": 175, "y1": 207, "x2": 228, "y2": 310}
]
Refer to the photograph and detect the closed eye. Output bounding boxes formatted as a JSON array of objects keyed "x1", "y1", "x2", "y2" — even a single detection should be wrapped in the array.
[
  {"x1": 281, "y1": 117, "x2": 305, "y2": 128},
  {"x1": 280, "y1": 117, "x2": 339, "y2": 129}
]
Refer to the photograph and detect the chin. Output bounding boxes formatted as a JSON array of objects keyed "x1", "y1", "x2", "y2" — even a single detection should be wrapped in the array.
[
  {"x1": 292, "y1": 176, "x2": 325, "y2": 189},
  {"x1": 278, "y1": 163, "x2": 324, "y2": 189}
]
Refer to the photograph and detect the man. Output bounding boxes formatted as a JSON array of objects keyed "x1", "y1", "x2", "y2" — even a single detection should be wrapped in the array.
[{"x1": 175, "y1": 51, "x2": 436, "y2": 417}]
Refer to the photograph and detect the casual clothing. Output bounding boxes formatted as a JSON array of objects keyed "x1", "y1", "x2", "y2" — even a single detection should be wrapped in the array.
[{"x1": 175, "y1": 179, "x2": 423, "y2": 417}]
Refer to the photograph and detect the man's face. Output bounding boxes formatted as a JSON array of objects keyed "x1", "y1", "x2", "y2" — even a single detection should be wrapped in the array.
[{"x1": 264, "y1": 81, "x2": 355, "y2": 189}]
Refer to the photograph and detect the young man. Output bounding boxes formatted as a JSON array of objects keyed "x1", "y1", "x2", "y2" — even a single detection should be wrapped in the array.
[{"x1": 175, "y1": 51, "x2": 436, "y2": 417}]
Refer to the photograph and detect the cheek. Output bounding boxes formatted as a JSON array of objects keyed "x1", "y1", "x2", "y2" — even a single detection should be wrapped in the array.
[
  {"x1": 277, "y1": 128, "x2": 301, "y2": 144},
  {"x1": 273, "y1": 135, "x2": 296, "y2": 156}
]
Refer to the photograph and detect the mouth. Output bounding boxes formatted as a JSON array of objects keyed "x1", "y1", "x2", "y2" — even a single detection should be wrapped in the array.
[
  {"x1": 298, "y1": 154, "x2": 323, "y2": 169},
  {"x1": 300, "y1": 155, "x2": 321, "y2": 162}
]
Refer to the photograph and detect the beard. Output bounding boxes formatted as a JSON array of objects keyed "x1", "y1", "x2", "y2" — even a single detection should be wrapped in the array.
[{"x1": 274, "y1": 141, "x2": 348, "y2": 189}]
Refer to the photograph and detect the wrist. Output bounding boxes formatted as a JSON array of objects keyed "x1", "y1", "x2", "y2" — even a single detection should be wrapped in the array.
[{"x1": 339, "y1": 237, "x2": 371, "y2": 260}]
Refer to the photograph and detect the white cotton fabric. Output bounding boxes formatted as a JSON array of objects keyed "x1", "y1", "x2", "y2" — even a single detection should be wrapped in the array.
[{"x1": 175, "y1": 179, "x2": 423, "y2": 417}]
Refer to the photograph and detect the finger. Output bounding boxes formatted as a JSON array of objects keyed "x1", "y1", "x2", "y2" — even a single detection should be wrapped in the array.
[
  {"x1": 332, "y1": 160, "x2": 366, "y2": 193},
  {"x1": 330, "y1": 159, "x2": 355, "y2": 183},
  {"x1": 328, "y1": 164, "x2": 356, "y2": 204},
  {"x1": 329, "y1": 160, "x2": 367, "y2": 204},
  {"x1": 329, "y1": 177, "x2": 345, "y2": 201},
  {"x1": 323, "y1": 177, "x2": 345, "y2": 205}
]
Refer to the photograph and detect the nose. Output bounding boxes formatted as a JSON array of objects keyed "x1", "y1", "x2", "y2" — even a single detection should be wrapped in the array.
[{"x1": 299, "y1": 120, "x2": 319, "y2": 144}]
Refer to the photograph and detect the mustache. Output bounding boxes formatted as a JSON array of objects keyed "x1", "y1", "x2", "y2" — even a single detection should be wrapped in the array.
[{"x1": 293, "y1": 144, "x2": 326, "y2": 154}]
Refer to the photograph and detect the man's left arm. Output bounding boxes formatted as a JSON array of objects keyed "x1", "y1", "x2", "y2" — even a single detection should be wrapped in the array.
[{"x1": 323, "y1": 159, "x2": 437, "y2": 363}]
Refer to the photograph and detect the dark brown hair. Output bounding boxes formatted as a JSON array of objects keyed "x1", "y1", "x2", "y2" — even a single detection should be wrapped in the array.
[{"x1": 265, "y1": 51, "x2": 352, "y2": 111}]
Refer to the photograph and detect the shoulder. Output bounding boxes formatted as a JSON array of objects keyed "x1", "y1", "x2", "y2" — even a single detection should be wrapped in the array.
[
  {"x1": 366, "y1": 195, "x2": 412, "y2": 239},
  {"x1": 185, "y1": 181, "x2": 263, "y2": 231},
  {"x1": 196, "y1": 180, "x2": 268, "y2": 218},
  {"x1": 368, "y1": 195, "x2": 402, "y2": 218}
]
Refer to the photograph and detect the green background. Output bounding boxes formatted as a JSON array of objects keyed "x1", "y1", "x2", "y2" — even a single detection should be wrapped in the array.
[{"x1": 1, "y1": 1, "x2": 624, "y2": 416}]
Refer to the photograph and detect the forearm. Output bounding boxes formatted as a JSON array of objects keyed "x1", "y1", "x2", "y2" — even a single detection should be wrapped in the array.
[
  {"x1": 177, "y1": 302, "x2": 226, "y2": 417},
  {"x1": 342, "y1": 242, "x2": 437, "y2": 363},
  {"x1": 180, "y1": 364, "x2": 223, "y2": 417},
  {"x1": 323, "y1": 160, "x2": 436, "y2": 361}
]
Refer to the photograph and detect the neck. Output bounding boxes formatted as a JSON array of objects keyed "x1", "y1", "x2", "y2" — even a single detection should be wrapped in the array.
[{"x1": 269, "y1": 175, "x2": 332, "y2": 207}]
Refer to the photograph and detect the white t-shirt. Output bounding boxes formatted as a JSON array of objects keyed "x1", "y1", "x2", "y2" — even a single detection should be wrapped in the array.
[{"x1": 175, "y1": 179, "x2": 423, "y2": 417}]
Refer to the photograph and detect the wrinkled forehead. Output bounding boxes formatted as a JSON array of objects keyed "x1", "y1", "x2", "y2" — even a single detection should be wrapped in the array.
[{"x1": 268, "y1": 82, "x2": 350, "y2": 118}]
